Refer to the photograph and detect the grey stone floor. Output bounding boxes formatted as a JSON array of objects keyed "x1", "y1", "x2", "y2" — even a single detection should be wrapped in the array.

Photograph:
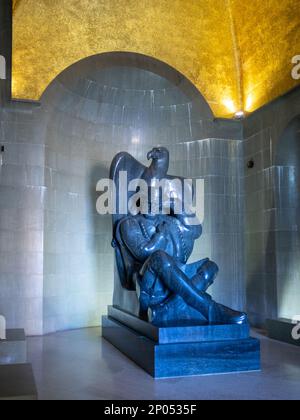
[{"x1": 27, "y1": 328, "x2": 300, "y2": 400}]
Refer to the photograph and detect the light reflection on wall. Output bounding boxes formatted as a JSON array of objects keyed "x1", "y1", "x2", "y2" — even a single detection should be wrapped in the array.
[{"x1": 275, "y1": 116, "x2": 300, "y2": 320}]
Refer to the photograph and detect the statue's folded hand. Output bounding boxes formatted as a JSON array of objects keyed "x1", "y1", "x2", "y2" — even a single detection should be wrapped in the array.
[{"x1": 157, "y1": 222, "x2": 167, "y2": 233}]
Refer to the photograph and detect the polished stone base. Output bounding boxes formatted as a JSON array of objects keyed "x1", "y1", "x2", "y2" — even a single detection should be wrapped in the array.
[
  {"x1": 0, "y1": 329, "x2": 27, "y2": 365},
  {"x1": 102, "y1": 309, "x2": 261, "y2": 379},
  {"x1": 108, "y1": 306, "x2": 251, "y2": 343},
  {"x1": 0, "y1": 364, "x2": 38, "y2": 400},
  {"x1": 266, "y1": 319, "x2": 300, "y2": 347}
]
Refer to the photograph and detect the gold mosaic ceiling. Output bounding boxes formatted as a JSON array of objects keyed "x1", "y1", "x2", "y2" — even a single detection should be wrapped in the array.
[{"x1": 12, "y1": 0, "x2": 300, "y2": 118}]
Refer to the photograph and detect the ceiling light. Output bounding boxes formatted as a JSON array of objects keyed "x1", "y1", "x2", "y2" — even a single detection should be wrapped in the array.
[{"x1": 234, "y1": 111, "x2": 245, "y2": 120}]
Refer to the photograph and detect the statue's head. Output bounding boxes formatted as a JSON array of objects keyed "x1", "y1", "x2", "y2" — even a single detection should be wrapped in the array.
[{"x1": 147, "y1": 147, "x2": 170, "y2": 173}]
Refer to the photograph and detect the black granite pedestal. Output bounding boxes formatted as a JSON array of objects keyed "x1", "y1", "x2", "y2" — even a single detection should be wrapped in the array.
[
  {"x1": 0, "y1": 329, "x2": 27, "y2": 365},
  {"x1": 0, "y1": 364, "x2": 38, "y2": 400},
  {"x1": 102, "y1": 306, "x2": 261, "y2": 379},
  {"x1": 266, "y1": 319, "x2": 300, "y2": 347},
  {"x1": 0, "y1": 329, "x2": 38, "y2": 400}
]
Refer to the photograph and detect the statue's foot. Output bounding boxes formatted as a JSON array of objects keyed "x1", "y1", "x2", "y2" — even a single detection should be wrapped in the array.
[{"x1": 209, "y1": 303, "x2": 248, "y2": 325}]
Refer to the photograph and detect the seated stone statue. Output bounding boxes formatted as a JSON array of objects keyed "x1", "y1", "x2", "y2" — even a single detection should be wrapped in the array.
[{"x1": 110, "y1": 147, "x2": 247, "y2": 327}]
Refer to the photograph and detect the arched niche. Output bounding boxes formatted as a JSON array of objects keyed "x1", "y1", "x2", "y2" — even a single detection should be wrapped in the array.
[{"x1": 40, "y1": 52, "x2": 215, "y2": 334}]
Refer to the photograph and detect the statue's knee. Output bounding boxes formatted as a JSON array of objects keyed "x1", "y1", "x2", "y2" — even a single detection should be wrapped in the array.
[
  {"x1": 204, "y1": 261, "x2": 219, "y2": 279},
  {"x1": 151, "y1": 250, "x2": 172, "y2": 270},
  {"x1": 151, "y1": 250, "x2": 167, "y2": 263}
]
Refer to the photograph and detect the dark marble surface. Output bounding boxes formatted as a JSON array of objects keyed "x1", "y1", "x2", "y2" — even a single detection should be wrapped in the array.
[
  {"x1": 102, "y1": 316, "x2": 261, "y2": 379},
  {"x1": 108, "y1": 306, "x2": 250, "y2": 344},
  {"x1": 0, "y1": 363, "x2": 37, "y2": 400},
  {"x1": 4, "y1": 329, "x2": 26, "y2": 341},
  {"x1": 155, "y1": 337, "x2": 260, "y2": 379},
  {"x1": 0, "y1": 329, "x2": 27, "y2": 365},
  {"x1": 266, "y1": 319, "x2": 300, "y2": 347}
]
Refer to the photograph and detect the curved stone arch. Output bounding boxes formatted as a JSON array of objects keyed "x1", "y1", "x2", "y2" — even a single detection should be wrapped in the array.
[{"x1": 40, "y1": 52, "x2": 214, "y2": 120}]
